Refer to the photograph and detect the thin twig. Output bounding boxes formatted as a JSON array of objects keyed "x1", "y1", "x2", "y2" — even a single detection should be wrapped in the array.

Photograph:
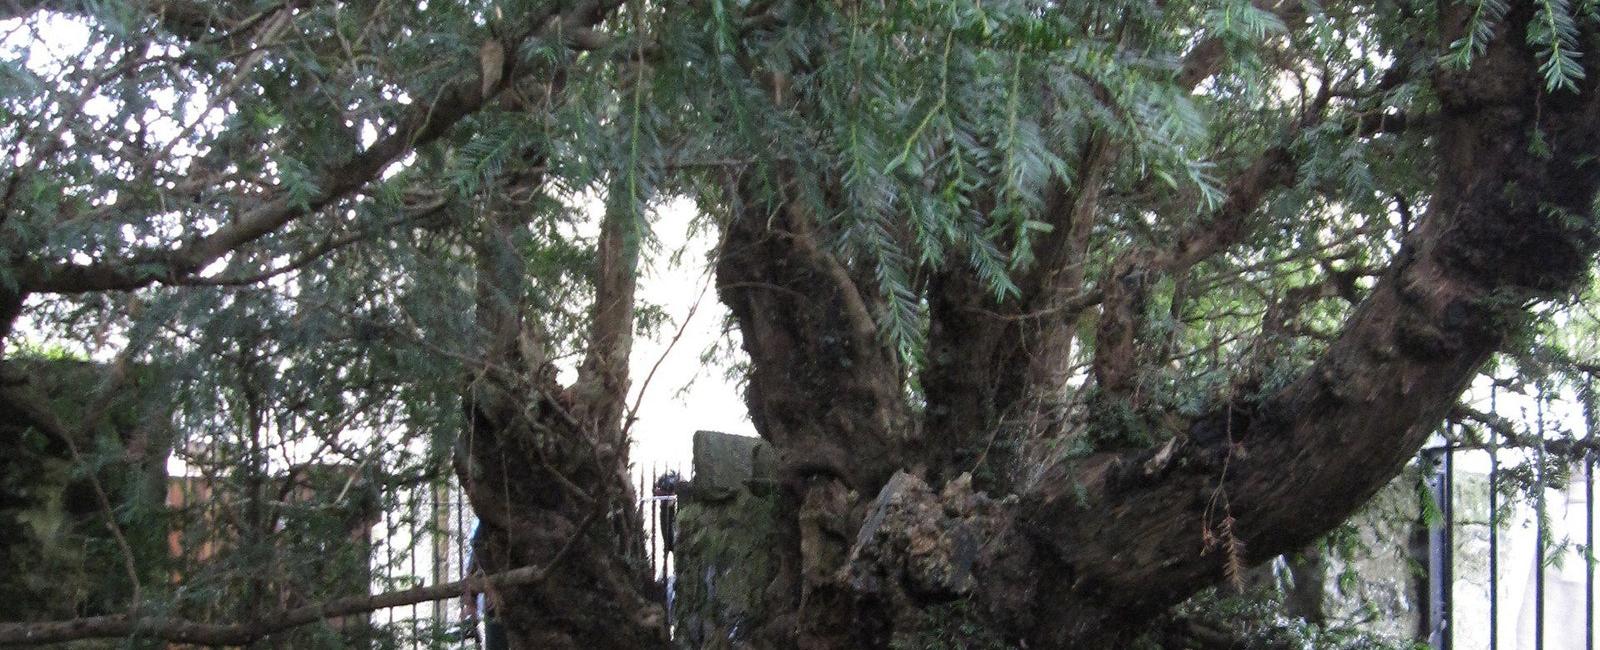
[{"x1": 622, "y1": 267, "x2": 714, "y2": 441}]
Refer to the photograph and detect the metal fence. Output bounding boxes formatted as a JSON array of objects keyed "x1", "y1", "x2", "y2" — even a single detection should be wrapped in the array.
[
  {"x1": 1424, "y1": 384, "x2": 1597, "y2": 649},
  {"x1": 368, "y1": 483, "x2": 476, "y2": 647},
  {"x1": 374, "y1": 436, "x2": 1596, "y2": 649},
  {"x1": 362, "y1": 465, "x2": 683, "y2": 649},
  {"x1": 342, "y1": 420, "x2": 1587, "y2": 650}
]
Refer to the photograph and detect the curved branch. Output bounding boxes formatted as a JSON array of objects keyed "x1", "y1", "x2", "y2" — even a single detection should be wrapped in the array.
[
  {"x1": 1016, "y1": 9, "x2": 1600, "y2": 644},
  {"x1": 17, "y1": 0, "x2": 621, "y2": 295},
  {"x1": 177, "y1": 198, "x2": 451, "y2": 288}
]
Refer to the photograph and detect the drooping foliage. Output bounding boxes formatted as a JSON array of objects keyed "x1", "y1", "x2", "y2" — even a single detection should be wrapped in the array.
[{"x1": 4, "y1": 0, "x2": 1600, "y2": 647}]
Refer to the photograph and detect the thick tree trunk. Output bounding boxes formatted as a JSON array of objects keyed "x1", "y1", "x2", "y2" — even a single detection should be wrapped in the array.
[
  {"x1": 713, "y1": 176, "x2": 921, "y2": 647},
  {"x1": 456, "y1": 181, "x2": 664, "y2": 649},
  {"x1": 458, "y1": 373, "x2": 661, "y2": 649},
  {"x1": 700, "y1": 5, "x2": 1600, "y2": 649},
  {"x1": 717, "y1": 178, "x2": 913, "y2": 491}
]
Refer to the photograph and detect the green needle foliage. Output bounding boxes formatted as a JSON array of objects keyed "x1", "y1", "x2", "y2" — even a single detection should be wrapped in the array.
[{"x1": 3, "y1": 0, "x2": 1600, "y2": 646}]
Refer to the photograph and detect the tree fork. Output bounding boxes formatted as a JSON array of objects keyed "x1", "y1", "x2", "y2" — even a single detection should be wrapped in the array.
[
  {"x1": 919, "y1": 0, "x2": 1308, "y2": 488},
  {"x1": 456, "y1": 180, "x2": 665, "y2": 647},
  {"x1": 715, "y1": 175, "x2": 912, "y2": 492},
  {"x1": 1015, "y1": 6, "x2": 1600, "y2": 645}
]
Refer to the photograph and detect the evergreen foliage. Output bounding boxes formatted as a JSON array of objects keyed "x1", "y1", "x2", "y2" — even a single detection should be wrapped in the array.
[{"x1": 3, "y1": 0, "x2": 1600, "y2": 646}]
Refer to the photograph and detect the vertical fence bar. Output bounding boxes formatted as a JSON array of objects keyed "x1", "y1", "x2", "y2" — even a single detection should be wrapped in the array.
[
  {"x1": 1444, "y1": 433, "x2": 1455, "y2": 650},
  {"x1": 1586, "y1": 379, "x2": 1595, "y2": 650},
  {"x1": 440, "y1": 487, "x2": 450, "y2": 628},
  {"x1": 1536, "y1": 392, "x2": 1547, "y2": 650},
  {"x1": 1428, "y1": 446, "x2": 1449, "y2": 650},
  {"x1": 384, "y1": 499, "x2": 395, "y2": 633},
  {"x1": 410, "y1": 494, "x2": 420, "y2": 649},
  {"x1": 1489, "y1": 382, "x2": 1500, "y2": 650},
  {"x1": 650, "y1": 464, "x2": 658, "y2": 578},
  {"x1": 432, "y1": 485, "x2": 444, "y2": 625},
  {"x1": 457, "y1": 492, "x2": 471, "y2": 646},
  {"x1": 455, "y1": 491, "x2": 465, "y2": 594}
]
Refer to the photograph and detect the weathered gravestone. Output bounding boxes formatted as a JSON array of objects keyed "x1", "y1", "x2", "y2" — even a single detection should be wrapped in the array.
[{"x1": 672, "y1": 431, "x2": 780, "y2": 649}]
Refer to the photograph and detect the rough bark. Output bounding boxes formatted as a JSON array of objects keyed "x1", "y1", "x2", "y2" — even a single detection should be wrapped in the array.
[
  {"x1": 716, "y1": 178, "x2": 912, "y2": 491},
  {"x1": 1014, "y1": 5, "x2": 1600, "y2": 645},
  {"x1": 920, "y1": 266, "x2": 1010, "y2": 482},
  {"x1": 714, "y1": 176, "x2": 915, "y2": 647},
  {"x1": 704, "y1": 4, "x2": 1600, "y2": 649},
  {"x1": 455, "y1": 173, "x2": 664, "y2": 648}
]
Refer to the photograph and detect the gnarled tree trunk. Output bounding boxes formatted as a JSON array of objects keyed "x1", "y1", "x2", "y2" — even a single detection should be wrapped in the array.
[
  {"x1": 695, "y1": 5, "x2": 1600, "y2": 648},
  {"x1": 456, "y1": 173, "x2": 664, "y2": 648}
]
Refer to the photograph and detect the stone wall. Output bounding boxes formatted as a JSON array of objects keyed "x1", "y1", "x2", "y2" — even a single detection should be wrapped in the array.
[{"x1": 0, "y1": 358, "x2": 172, "y2": 647}]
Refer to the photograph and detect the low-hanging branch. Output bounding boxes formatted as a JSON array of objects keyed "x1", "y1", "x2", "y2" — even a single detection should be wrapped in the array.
[{"x1": 0, "y1": 509, "x2": 597, "y2": 647}]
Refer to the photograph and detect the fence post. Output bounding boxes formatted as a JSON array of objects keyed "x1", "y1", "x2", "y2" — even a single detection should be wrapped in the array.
[
  {"x1": 1489, "y1": 382, "x2": 1500, "y2": 650},
  {"x1": 1536, "y1": 392, "x2": 1548, "y2": 650},
  {"x1": 1427, "y1": 443, "x2": 1454, "y2": 650},
  {"x1": 1586, "y1": 379, "x2": 1595, "y2": 650}
]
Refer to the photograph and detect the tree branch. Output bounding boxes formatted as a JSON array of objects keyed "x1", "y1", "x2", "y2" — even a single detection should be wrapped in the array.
[
  {"x1": 16, "y1": 0, "x2": 621, "y2": 295},
  {"x1": 1017, "y1": 9, "x2": 1600, "y2": 643},
  {"x1": 0, "y1": 509, "x2": 596, "y2": 646},
  {"x1": 571, "y1": 181, "x2": 647, "y2": 439},
  {"x1": 175, "y1": 198, "x2": 450, "y2": 288},
  {"x1": 1449, "y1": 405, "x2": 1598, "y2": 459},
  {"x1": 1175, "y1": 0, "x2": 1308, "y2": 91}
]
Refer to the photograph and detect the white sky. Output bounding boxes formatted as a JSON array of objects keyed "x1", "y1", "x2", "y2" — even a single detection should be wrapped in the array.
[{"x1": 620, "y1": 197, "x2": 755, "y2": 474}]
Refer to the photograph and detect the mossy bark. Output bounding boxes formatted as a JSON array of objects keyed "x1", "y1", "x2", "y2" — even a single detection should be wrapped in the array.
[{"x1": 0, "y1": 359, "x2": 171, "y2": 641}]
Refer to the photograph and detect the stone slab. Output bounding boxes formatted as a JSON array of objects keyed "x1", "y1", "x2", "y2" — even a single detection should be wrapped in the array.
[{"x1": 691, "y1": 430, "x2": 762, "y2": 493}]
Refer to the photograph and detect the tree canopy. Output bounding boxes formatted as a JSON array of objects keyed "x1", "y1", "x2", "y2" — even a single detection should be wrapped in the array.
[{"x1": 4, "y1": 0, "x2": 1600, "y2": 648}]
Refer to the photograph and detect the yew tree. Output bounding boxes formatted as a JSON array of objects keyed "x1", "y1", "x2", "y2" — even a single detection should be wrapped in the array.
[{"x1": 3, "y1": 0, "x2": 1600, "y2": 648}]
